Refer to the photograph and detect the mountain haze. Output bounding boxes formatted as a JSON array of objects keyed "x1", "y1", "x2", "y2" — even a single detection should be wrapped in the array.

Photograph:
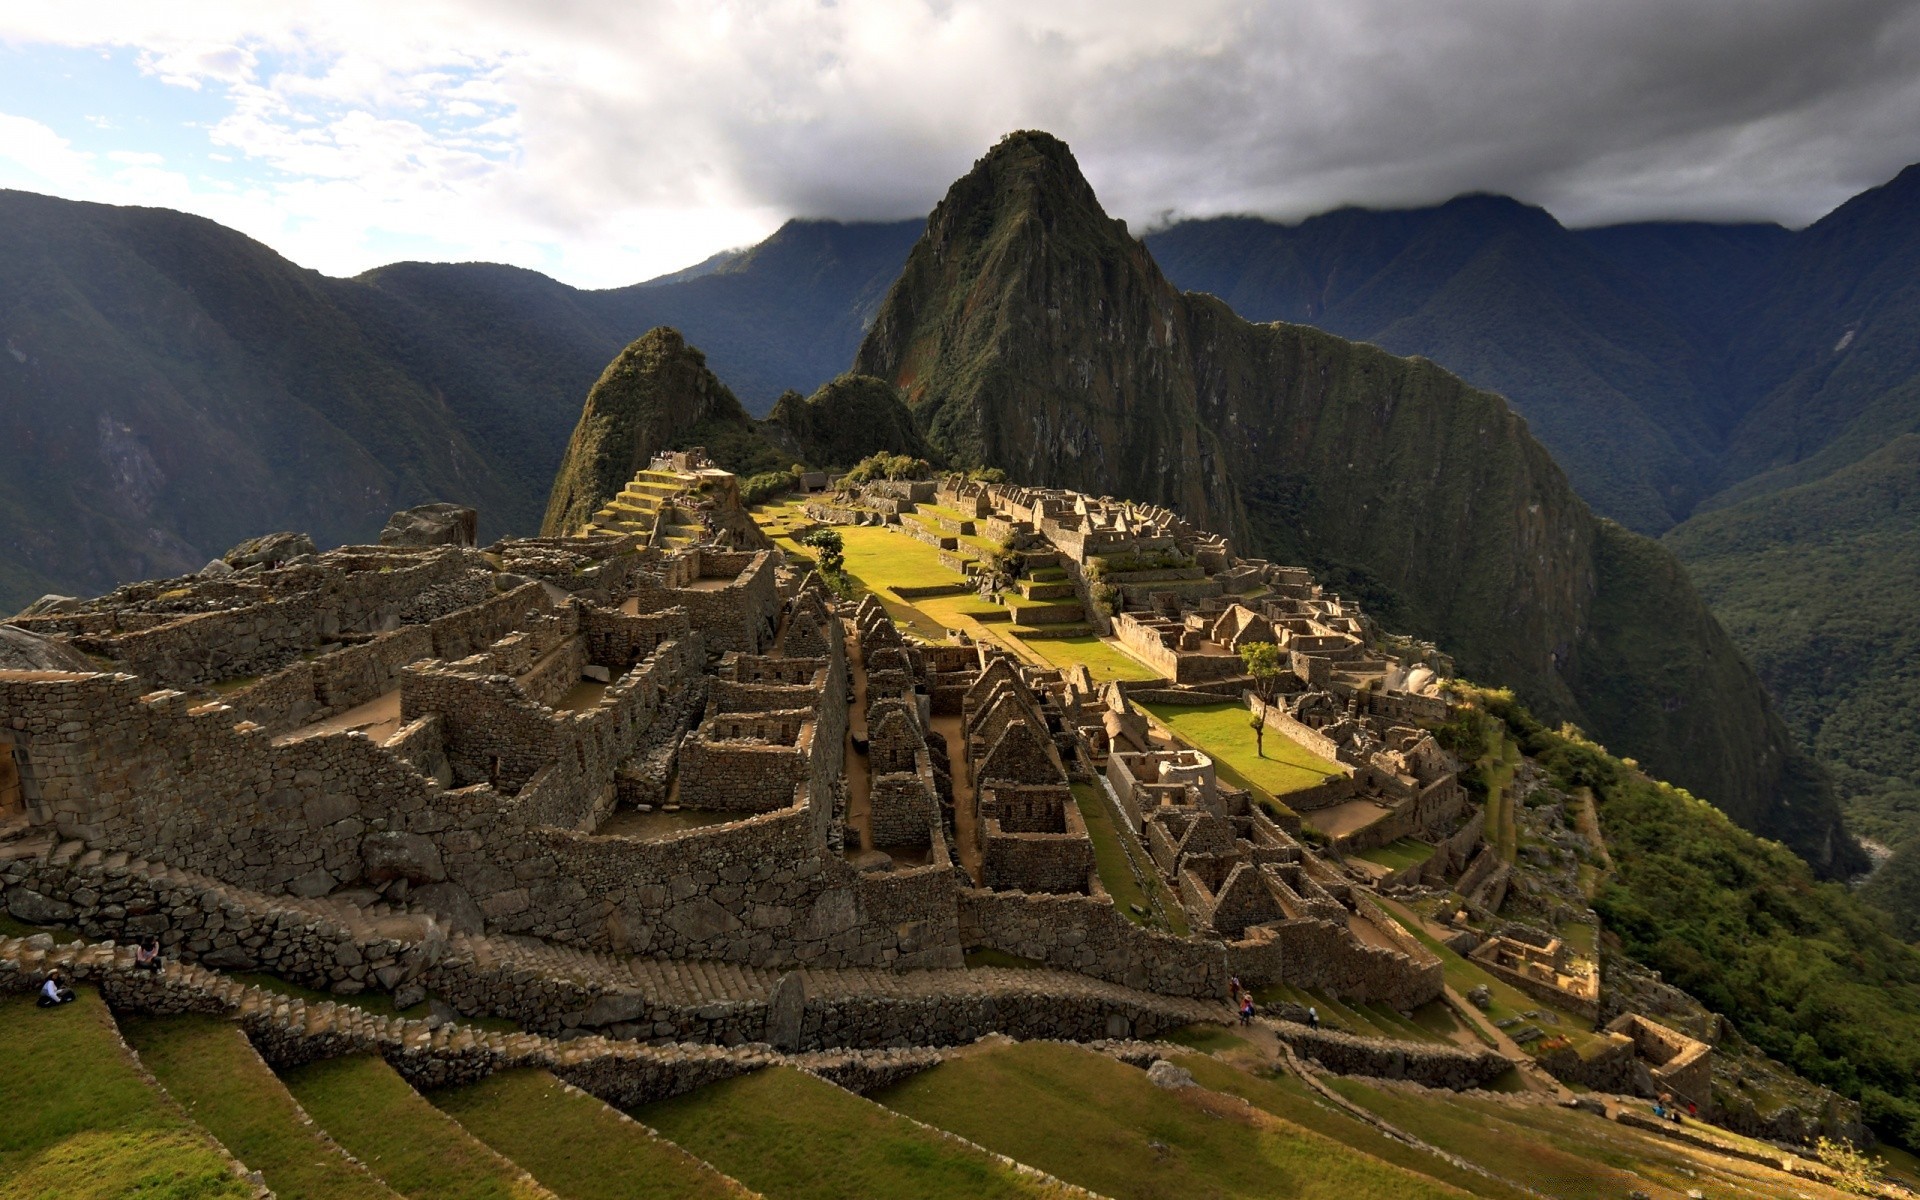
[
  {"x1": 0, "y1": 192, "x2": 915, "y2": 609},
  {"x1": 856, "y1": 131, "x2": 1857, "y2": 875}
]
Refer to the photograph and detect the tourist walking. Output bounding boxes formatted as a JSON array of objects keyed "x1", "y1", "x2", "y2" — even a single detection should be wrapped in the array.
[{"x1": 1307, "y1": 1005, "x2": 1319, "y2": 1030}]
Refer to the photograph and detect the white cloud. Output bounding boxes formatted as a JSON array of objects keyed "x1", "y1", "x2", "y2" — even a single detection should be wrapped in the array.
[{"x1": 2, "y1": 0, "x2": 1918, "y2": 286}]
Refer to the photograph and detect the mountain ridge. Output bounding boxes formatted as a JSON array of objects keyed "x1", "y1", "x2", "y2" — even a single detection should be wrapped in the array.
[{"x1": 855, "y1": 130, "x2": 1858, "y2": 875}]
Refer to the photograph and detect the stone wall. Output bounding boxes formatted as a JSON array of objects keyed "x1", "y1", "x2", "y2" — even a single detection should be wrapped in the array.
[
  {"x1": 1263, "y1": 1021, "x2": 1512, "y2": 1089},
  {"x1": 958, "y1": 889, "x2": 1227, "y2": 998}
]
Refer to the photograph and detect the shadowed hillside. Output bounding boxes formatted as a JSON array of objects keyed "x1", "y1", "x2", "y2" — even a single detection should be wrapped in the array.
[{"x1": 855, "y1": 130, "x2": 1859, "y2": 876}]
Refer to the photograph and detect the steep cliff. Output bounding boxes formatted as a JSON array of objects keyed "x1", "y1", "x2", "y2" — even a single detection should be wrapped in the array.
[
  {"x1": 539, "y1": 328, "x2": 758, "y2": 536},
  {"x1": 763, "y1": 374, "x2": 930, "y2": 469},
  {"x1": 856, "y1": 131, "x2": 1859, "y2": 874}
]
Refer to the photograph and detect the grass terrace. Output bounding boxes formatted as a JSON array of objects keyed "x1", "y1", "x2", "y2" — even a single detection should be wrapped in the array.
[
  {"x1": 1324, "y1": 1076, "x2": 1858, "y2": 1200},
  {"x1": 1170, "y1": 1053, "x2": 1533, "y2": 1200},
  {"x1": 1073, "y1": 782, "x2": 1188, "y2": 934},
  {"x1": 637, "y1": 1066, "x2": 1069, "y2": 1200},
  {"x1": 875, "y1": 1040, "x2": 1471, "y2": 1200},
  {"x1": 281, "y1": 1055, "x2": 550, "y2": 1200},
  {"x1": 1353, "y1": 838, "x2": 1435, "y2": 872},
  {"x1": 1144, "y1": 701, "x2": 1345, "y2": 801},
  {"x1": 121, "y1": 1014, "x2": 397, "y2": 1200},
  {"x1": 432, "y1": 1069, "x2": 746, "y2": 1200},
  {"x1": 1019, "y1": 634, "x2": 1161, "y2": 682},
  {"x1": 0, "y1": 990, "x2": 254, "y2": 1199}
]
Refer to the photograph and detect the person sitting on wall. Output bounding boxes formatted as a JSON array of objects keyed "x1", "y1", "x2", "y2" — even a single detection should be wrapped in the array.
[
  {"x1": 133, "y1": 938, "x2": 162, "y2": 972},
  {"x1": 37, "y1": 970, "x2": 75, "y2": 1008}
]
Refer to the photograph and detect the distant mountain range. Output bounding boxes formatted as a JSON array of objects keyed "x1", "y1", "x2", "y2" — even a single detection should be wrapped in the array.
[{"x1": 0, "y1": 191, "x2": 915, "y2": 603}]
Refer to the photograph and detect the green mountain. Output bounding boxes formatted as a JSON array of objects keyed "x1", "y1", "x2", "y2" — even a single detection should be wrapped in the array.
[
  {"x1": 1144, "y1": 201, "x2": 1790, "y2": 533},
  {"x1": 0, "y1": 191, "x2": 917, "y2": 610},
  {"x1": 1668, "y1": 436, "x2": 1920, "y2": 907},
  {"x1": 540, "y1": 325, "x2": 925, "y2": 534},
  {"x1": 855, "y1": 130, "x2": 1859, "y2": 875}
]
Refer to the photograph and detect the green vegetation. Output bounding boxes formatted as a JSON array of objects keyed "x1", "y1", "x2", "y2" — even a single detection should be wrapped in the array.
[
  {"x1": 280, "y1": 1055, "x2": 549, "y2": 1200},
  {"x1": 841, "y1": 451, "x2": 934, "y2": 484},
  {"x1": 1144, "y1": 701, "x2": 1343, "y2": 798},
  {"x1": 765, "y1": 373, "x2": 930, "y2": 470},
  {"x1": 797, "y1": 527, "x2": 844, "y2": 577},
  {"x1": 1352, "y1": 838, "x2": 1434, "y2": 872},
  {"x1": 638, "y1": 1066, "x2": 1065, "y2": 1200},
  {"x1": 835, "y1": 525, "x2": 968, "y2": 592},
  {"x1": 1162, "y1": 1024, "x2": 1252, "y2": 1054},
  {"x1": 1072, "y1": 782, "x2": 1185, "y2": 933},
  {"x1": 121, "y1": 1014, "x2": 396, "y2": 1200},
  {"x1": 740, "y1": 468, "x2": 800, "y2": 505},
  {"x1": 0, "y1": 991, "x2": 252, "y2": 1199},
  {"x1": 1474, "y1": 687, "x2": 1920, "y2": 1148},
  {"x1": 1323, "y1": 1075, "x2": 1838, "y2": 1200},
  {"x1": 1240, "y1": 640, "x2": 1285, "y2": 705},
  {"x1": 874, "y1": 1039, "x2": 1469, "y2": 1199},
  {"x1": 431, "y1": 1069, "x2": 744, "y2": 1200},
  {"x1": 1667, "y1": 436, "x2": 1920, "y2": 931},
  {"x1": 1017, "y1": 634, "x2": 1160, "y2": 682},
  {"x1": 1169, "y1": 1054, "x2": 1531, "y2": 1199}
]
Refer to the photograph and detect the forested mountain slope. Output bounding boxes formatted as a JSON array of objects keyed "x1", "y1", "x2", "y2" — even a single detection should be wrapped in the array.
[{"x1": 854, "y1": 130, "x2": 1858, "y2": 876}]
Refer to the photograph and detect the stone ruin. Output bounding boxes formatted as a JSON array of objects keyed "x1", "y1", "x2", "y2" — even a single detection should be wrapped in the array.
[{"x1": 1, "y1": 481, "x2": 1459, "y2": 1054}]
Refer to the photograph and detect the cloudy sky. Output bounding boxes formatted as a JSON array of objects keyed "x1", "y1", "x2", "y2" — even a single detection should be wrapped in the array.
[{"x1": 3, "y1": 0, "x2": 1918, "y2": 288}]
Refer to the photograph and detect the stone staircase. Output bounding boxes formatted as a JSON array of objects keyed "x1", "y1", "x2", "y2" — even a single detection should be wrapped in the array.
[{"x1": 589, "y1": 469, "x2": 691, "y2": 540}]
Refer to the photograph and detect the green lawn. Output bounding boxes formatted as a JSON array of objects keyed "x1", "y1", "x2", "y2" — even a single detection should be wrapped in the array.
[
  {"x1": 280, "y1": 1056, "x2": 551, "y2": 1200},
  {"x1": 1171, "y1": 1054, "x2": 1531, "y2": 1200},
  {"x1": 122, "y1": 1014, "x2": 398, "y2": 1200},
  {"x1": 1019, "y1": 635, "x2": 1162, "y2": 683},
  {"x1": 636, "y1": 1066, "x2": 1068, "y2": 1200},
  {"x1": 874, "y1": 1040, "x2": 1470, "y2": 1200},
  {"x1": 1353, "y1": 838, "x2": 1435, "y2": 871},
  {"x1": 1073, "y1": 783, "x2": 1188, "y2": 934},
  {"x1": 1144, "y1": 702, "x2": 1344, "y2": 798},
  {"x1": 838, "y1": 525, "x2": 972, "y2": 591},
  {"x1": 0, "y1": 990, "x2": 253, "y2": 1199},
  {"x1": 431, "y1": 1069, "x2": 745, "y2": 1200}
]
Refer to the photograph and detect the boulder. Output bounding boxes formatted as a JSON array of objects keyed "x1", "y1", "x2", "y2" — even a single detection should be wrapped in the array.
[
  {"x1": 6, "y1": 887, "x2": 75, "y2": 925},
  {"x1": 198, "y1": 558, "x2": 235, "y2": 578},
  {"x1": 223, "y1": 531, "x2": 317, "y2": 569},
  {"x1": 0, "y1": 624, "x2": 95, "y2": 672},
  {"x1": 410, "y1": 882, "x2": 485, "y2": 935},
  {"x1": 362, "y1": 832, "x2": 447, "y2": 885},
  {"x1": 380, "y1": 503, "x2": 477, "y2": 549},
  {"x1": 1146, "y1": 1059, "x2": 1196, "y2": 1090},
  {"x1": 16, "y1": 595, "x2": 78, "y2": 618}
]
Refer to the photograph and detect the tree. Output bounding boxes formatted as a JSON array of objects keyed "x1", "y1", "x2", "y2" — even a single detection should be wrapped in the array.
[
  {"x1": 1241, "y1": 641, "x2": 1284, "y2": 758},
  {"x1": 800, "y1": 527, "x2": 845, "y2": 577},
  {"x1": 1816, "y1": 1136, "x2": 1881, "y2": 1195}
]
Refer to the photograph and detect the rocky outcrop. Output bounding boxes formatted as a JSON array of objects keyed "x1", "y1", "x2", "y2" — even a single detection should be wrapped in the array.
[
  {"x1": 762, "y1": 374, "x2": 929, "y2": 470},
  {"x1": 0, "y1": 623, "x2": 93, "y2": 672},
  {"x1": 852, "y1": 130, "x2": 1857, "y2": 875},
  {"x1": 381, "y1": 502, "x2": 478, "y2": 548},
  {"x1": 222, "y1": 531, "x2": 317, "y2": 569}
]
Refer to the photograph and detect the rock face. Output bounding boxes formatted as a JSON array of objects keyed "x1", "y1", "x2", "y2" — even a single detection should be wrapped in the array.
[
  {"x1": 222, "y1": 531, "x2": 316, "y2": 569},
  {"x1": 762, "y1": 374, "x2": 930, "y2": 469},
  {"x1": 380, "y1": 502, "x2": 477, "y2": 548},
  {"x1": 540, "y1": 327, "x2": 756, "y2": 537},
  {"x1": 0, "y1": 624, "x2": 94, "y2": 673},
  {"x1": 854, "y1": 130, "x2": 1857, "y2": 874}
]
